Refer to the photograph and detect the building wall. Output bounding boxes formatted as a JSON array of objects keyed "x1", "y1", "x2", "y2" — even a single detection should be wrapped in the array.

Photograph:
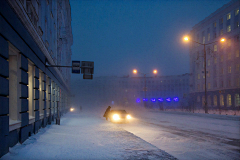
[
  {"x1": 189, "y1": 0, "x2": 240, "y2": 114},
  {"x1": 0, "y1": 0, "x2": 72, "y2": 157},
  {"x1": 72, "y1": 74, "x2": 190, "y2": 110}
]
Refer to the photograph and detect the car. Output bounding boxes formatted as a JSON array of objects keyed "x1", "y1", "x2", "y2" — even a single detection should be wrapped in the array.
[{"x1": 108, "y1": 110, "x2": 132, "y2": 123}]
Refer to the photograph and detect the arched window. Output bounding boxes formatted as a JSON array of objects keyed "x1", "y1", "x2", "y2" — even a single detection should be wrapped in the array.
[
  {"x1": 235, "y1": 94, "x2": 240, "y2": 107},
  {"x1": 220, "y1": 94, "x2": 224, "y2": 106},
  {"x1": 214, "y1": 95, "x2": 217, "y2": 106},
  {"x1": 208, "y1": 95, "x2": 211, "y2": 107},
  {"x1": 227, "y1": 94, "x2": 232, "y2": 106}
]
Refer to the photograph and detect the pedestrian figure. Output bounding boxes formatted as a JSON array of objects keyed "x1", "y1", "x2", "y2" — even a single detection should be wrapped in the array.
[{"x1": 103, "y1": 106, "x2": 111, "y2": 120}]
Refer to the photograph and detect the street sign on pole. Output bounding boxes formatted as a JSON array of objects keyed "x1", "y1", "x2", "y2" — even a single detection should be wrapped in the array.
[
  {"x1": 72, "y1": 61, "x2": 80, "y2": 74},
  {"x1": 83, "y1": 74, "x2": 93, "y2": 79},
  {"x1": 81, "y1": 61, "x2": 94, "y2": 74}
]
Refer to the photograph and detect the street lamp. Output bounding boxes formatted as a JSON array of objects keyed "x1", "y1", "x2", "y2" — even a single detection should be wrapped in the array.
[
  {"x1": 133, "y1": 69, "x2": 158, "y2": 108},
  {"x1": 183, "y1": 36, "x2": 225, "y2": 114}
]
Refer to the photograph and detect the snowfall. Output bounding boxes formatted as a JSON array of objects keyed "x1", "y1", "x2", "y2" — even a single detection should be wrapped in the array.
[{"x1": 1, "y1": 106, "x2": 240, "y2": 160}]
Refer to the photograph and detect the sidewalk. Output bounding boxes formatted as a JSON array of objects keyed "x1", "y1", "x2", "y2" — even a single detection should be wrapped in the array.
[{"x1": 1, "y1": 110, "x2": 177, "y2": 160}]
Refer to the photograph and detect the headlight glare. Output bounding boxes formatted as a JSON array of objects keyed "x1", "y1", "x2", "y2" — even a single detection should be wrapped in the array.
[
  {"x1": 127, "y1": 115, "x2": 131, "y2": 119},
  {"x1": 113, "y1": 114, "x2": 120, "y2": 120}
]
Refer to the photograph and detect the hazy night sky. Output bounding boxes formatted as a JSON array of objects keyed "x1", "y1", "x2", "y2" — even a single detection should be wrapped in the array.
[{"x1": 70, "y1": 0, "x2": 230, "y2": 79}]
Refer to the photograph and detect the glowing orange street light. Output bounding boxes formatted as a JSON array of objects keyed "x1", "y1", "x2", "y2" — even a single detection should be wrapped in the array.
[
  {"x1": 183, "y1": 36, "x2": 189, "y2": 41},
  {"x1": 153, "y1": 69, "x2": 157, "y2": 74},
  {"x1": 220, "y1": 38, "x2": 225, "y2": 42},
  {"x1": 133, "y1": 69, "x2": 137, "y2": 74}
]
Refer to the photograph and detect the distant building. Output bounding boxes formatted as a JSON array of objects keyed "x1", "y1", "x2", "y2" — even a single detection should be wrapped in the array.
[
  {"x1": 72, "y1": 74, "x2": 190, "y2": 110},
  {"x1": 0, "y1": 0, "x2": 72, "y2": 157},
  {"x1": 189, "y1": 0, "x2": 240, "y2": 114}
]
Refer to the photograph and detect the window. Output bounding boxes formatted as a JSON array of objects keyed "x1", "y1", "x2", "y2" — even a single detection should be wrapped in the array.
[
  {"x1": 202, "y1": 96, "x2": 205, "y2": 107},
  {"x1": 214, "y1": 45, "x2": 217, "y2": 51},
  {"x1": 236, "y1": 64, "x2": 240, "y2": 71},
  {"x1": 228, "y1": 66, "x2": 231, "y2": 73},
  {"x1": 198, "y1": 74, "x2": 200, "y2": 79},
  {"x1": 203, "y1": 36, "x2": 205, "y2": 44},
  {"x1": 236, "y1": 49, "x2": 239, "y2": 57},
  {"x1": 235, "y1": 9, "x2": 239, "y2": 16},
  {"x1": 228, "y1": 79, "x2": 231, "y2": 87},
  {"x1": 227, "y1": 13, "x2": 231, "y2": 20},
  {"x1": 214, "y1": 57, "x2": 217, "y2": 63},
  {"x1": 207, "y1": 71, "x2": 210, "y2": 77},
  {"x1": 28, "y1": 62, "x2": 35, "y2": 119},
  {"x1": 227, "y1": 94, "x2": 232, "y2": 106},
  {"x1": 208, "y1": 33, "x2": 210, "y2": 41},
  {"x1": 220, "y1": 29, "x2": 223, "y2": 35},
  {"x1": 208, "y1": 83, "x2": 211, "y2": 89},
  {"x1": 208, "y1": 95, "x2": 211, "y2": 106},
  {"x1": 227, "y1": 25, "x2": 231, "y2": 32},
  {"x1": 207, "y1": 59, "x2": 210, "y2": 66},
  {"x1": 220, "y1": 94, "x2": 224, "y2": 106},
  {"x1": 197, "y1": 96, "x2": 200, "y2": 102},
  {"x1": 203, "y1": 83, "x2": 205, "y2": 90},
  {"x1": 236, "y1": 22, "x2": 239, "y2": 28},
  {"x1": 237, "y1": 78, "x2": 240, "y2": 87},
  {"x1": 197, "y1": 84, "x2": 200, "y2": 90},
  {"x1": 220, "y1": 18, "x2": 223, "y2": 24},
  {"x1": 228, "y1": 52, "x2": 231, "y2": 59},
  {"x1": 221, "y1": 55, "x2": 224, "y2": 62},
  {"x1": 221, "y1": 81, "x2": 224, "y2": 87},
  {"x1": 9, "y1": 44, "x2": 20, "y2": 125},
  {"x1": 214, "y1": 95, "x2": 217, "y2": 106},
  {"x1": 227, "y1": 39, "x2": 231, "y2": 47},
  {"x1": 213, "y1": 22, "x2": 216, "y2": 28},
  {"x1": 235, "y1": 94, "x2": 240, "y2": 107}
]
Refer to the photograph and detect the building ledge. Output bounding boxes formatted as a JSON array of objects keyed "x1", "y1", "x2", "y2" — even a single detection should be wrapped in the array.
[{"x1": 9, "y1": 119, "x2": 21, "y2": 132}]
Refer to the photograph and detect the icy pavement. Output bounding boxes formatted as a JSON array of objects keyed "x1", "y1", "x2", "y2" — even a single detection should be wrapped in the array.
[
  {"x1": 117, "y1": 108, "x2": 240, "y2": 160},
  {"x1": 1, "y1": 110, "x2": 177, "y2": 160}
]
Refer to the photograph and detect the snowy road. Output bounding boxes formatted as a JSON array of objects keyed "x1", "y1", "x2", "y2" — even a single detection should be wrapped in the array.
[{"x1": 117, "y1": 110, "x2": 240, "y2": 160}]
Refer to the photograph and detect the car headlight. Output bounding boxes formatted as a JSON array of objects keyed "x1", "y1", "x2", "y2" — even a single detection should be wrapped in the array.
[
  {"x1": 70, "y1": 108, "x2": 74, "y2": 112},
  {"x1": 113, "y1": 114, "x2": 120, "y2": 120},
  {"x1": 127, "y1": 115, "x2": 131, "y2": 119}
]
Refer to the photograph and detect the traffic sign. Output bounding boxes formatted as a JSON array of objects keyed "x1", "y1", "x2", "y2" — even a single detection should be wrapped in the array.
[
  {"x1": 81, "y1": 61, "x2": 94, "y2": 74},
  {"x1": 83, "y1": 74, "x2": 93, "y2": 79},
  {"x1": 72, "y1": 61, "x2": 80, "y2": 74}
]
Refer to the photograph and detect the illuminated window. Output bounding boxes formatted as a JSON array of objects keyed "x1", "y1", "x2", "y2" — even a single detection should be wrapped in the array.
[
  {"x1": 208, "y1": 83, "x2": 211, "y2": 89},
  {"x1": 220, "y1": 29, "x2": 223, "y2": 35},
  {"x1": 198, "y1": 74, "x2": 200, "y2": 79},
  {"x1": 227, "y1": 13, "x2": 231, "y2": 20},
  {"x1": 228, "y1": 52, "x2": 231, "y2": 59},
  {"x1": 227, "y1": 94, "x2": 232, "y2": 106},
  {"x1": 208, "y1": 33, "x2": 210, "y2": 41},
  {"x1": 214, "y1": 95, "x2": 217, "y2": 106},
  {"x1": 236, "y1": 22, "x2": 239, "y2": 28},
  {"x1": 236, "y1": 49, "x2": 239, "y2": 57},
  {"x1": 220, "y1": 95, "x2": 224, "y2": 106},
  {"x1": 203, "y1": 74, "x2": 205, "y2": 79},
  {"x1": 236, "y1": 64, "x2": 240, "y2": 71},
  {"x1": 214, "y1": 57, "x2": 217, "y2": 63},
  {"x1": 235, "y1": 94, "x2": 240, "y2": 107},
  {"x1": 235, "y1": 9, "x2": 239, "y2": 16},
  {"x1": 213, "y1": 22, "x2": 216, "y2": 28},
  {"x1": 207, "y1": 59, "x2": 210, "y2": 66},
  {"x1": 227, "y1": 25, "x2": 231, "y2": 32},
  {"x1": 228, "y1": 66, "x2": 231, "y2": 73},
  {"x1": 227, "y1": 39, "x2": 231, "y2": 47},
  {"x1": 214, "y1": 45, "x2": 217, "y2": 51}
]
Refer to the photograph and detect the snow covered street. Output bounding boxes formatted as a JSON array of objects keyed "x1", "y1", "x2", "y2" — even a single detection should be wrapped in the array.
[
  {"x1": 117, "y1": 109, "x2": 240, "y2": 160},
  {"x1": 1, "y1": 110, "x2": 176, "y2": 160}
]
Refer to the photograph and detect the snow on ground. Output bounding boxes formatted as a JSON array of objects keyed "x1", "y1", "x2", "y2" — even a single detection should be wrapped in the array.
[
  {"x1": 1, "y1": 109, "x2": 176, "y2": 160},
  {"x1": 117, "y1": 107, "x2": 240, "y2": 160}
]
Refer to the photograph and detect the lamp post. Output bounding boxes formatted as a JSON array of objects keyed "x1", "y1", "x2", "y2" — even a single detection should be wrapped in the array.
[
  {"x1": 183, "y1": 36, "x2": 225, "y2": 114},
  {"x1": 133, "y1": 69, "x2": 158, "y2": 108}
]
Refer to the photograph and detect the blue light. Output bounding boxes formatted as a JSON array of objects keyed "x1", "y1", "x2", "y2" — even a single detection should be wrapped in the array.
[
  {"x1": 173, "y1": 97, "x2": 179, "y2": 102},
  {"x1": 151, "y1": 98, "x2": 156, "y2": 102},
  {"x1": 143, "y1": 98, "x2": 148, "y2": 101},
  {"x1": 166, "y1": 98, "x2": 171, "y2": 102},
  {"x1": 158, "y1": 98, "x2": 163, "y2": 102},
  {"x1": 136, "y1": 98, "x2": 140, "y2": 103}
]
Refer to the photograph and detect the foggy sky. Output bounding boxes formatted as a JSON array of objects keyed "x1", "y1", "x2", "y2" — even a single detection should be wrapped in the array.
[{"x1": 70, "y1": 0, "x2": 230, "y2": 79}]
